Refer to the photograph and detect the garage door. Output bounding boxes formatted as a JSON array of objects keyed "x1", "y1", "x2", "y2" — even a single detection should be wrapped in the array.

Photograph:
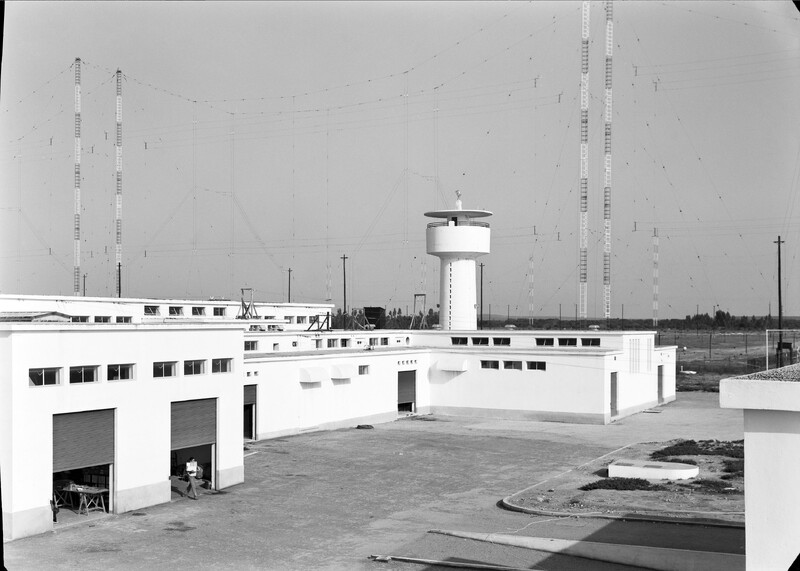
[
  {"x1": 397, "y1": 370, "x2": 416, "y2": 404},
  {"x1": 244, "y1": 384, "x2": 257, "y2": 405},
  {"x1": 171, "y1": 399, "x2": 217, "y2": 450},
  {"x1": 53, "y1": 409, "x2": 115, "y2": 472}
]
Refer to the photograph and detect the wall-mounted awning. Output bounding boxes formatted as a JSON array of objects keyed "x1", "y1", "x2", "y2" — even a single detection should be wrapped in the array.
[
  {"x1": 300, "y1": 366, "x2": 329, "y2": 384},
  {"x1": 330, "y1": 364, "x2": 358, "y2": 379},
  {"x1": 437, "y1": 357, "x2": 469, "y2": 372}
]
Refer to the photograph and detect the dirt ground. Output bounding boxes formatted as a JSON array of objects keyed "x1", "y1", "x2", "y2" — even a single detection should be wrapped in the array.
[{"x1": 506, "y1": 438, "x2": 744, "y2": 525}]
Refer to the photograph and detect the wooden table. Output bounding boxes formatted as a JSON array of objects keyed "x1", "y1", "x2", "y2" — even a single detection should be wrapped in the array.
[{"x1": 56, "y1": 483, "x2": 108, "y2": 515}]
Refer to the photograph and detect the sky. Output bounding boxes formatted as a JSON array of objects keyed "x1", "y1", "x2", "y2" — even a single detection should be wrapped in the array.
[{"x1": 1, "y1": 1, "x2": 799, "y2": 320}]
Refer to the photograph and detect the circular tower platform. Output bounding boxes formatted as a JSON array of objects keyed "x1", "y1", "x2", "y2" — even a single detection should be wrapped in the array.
[{"x1": 425, "y1": 200, "x2": 492, "y2": 331}]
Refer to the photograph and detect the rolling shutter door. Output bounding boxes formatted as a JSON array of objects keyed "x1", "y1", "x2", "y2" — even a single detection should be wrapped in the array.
[
  {"x1": 53, "y1": 409, "x2": 115, "y2": 472},
  {"x1": 243, "y1": 385, "x2": 257, "y2": 405},
  {"x1": 171, "y1": 399, "x2": 216, "y2": 450},
  {"x1": 397, "y1": 370, "x2": 416, "y2": 404}
]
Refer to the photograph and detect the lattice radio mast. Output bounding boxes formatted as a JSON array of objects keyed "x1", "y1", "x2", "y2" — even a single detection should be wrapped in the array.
[
  {"x1": 602, "y1": 1, "x2": 613, "y2": 320},
  {"x1": 115, "y1": 69, "x2": 123, "y2": 297},
  {"x1": 653, "y1": 228, "x2": 659, "y2": 326},
  {"x1": 73, "y1": 57, "x2": 82, "y2": 296},
  {"x1": 578, "y1": 2, "x2": 590, "y2": 321}
]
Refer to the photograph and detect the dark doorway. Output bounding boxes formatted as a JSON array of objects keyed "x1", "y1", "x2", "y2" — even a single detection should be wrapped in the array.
[
  {"x1": 171, "y1": 399, "x2": 216, "y2": 490},
  {"x1": 398, "y1": 370, "x2": 416, "y2": 412},
  {"x1": 244, "y1": 384, "x2": 257, "y2": 440},
  {"x1": 610, "y1": 372, "x2": 618, "y2": 417},
  {"x1": 657, "y1": 365, "x2": 664, "y2": 404},
  {"x1": 53, "y1": 409, "x2": 114, "y2": 516}
]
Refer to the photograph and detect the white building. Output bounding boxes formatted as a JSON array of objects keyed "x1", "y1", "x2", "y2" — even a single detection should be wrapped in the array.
[
  {"x1": 1, "y1": 293, "x2": 676, "y2": 540},
  {"x1": 721, "y1": 366, "x2": 800, "y2": 570}
]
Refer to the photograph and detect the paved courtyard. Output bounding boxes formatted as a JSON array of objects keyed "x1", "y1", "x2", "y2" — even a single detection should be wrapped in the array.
[{"x1": 4, "y1": 392, "x2": 744, "y2": 570}]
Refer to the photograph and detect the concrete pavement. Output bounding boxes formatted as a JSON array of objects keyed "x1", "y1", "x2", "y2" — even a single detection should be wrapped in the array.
[{"x1": 4, "y1": 392, "x2": 744, "y2": 570}]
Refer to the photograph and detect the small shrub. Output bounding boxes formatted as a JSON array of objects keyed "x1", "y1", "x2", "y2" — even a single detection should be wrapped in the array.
[
  {"x1": 651, "y1": 439, "x2": 743, "y2": 460},
  {"x1": 580, "y1": 477, "x2": 667, "y2": 492},
  {"x1": 723, "y1": 459, "x2": 744, "y2": 473},
  {"x1": 691, "y1": 479, "x2": 740, "y2": 494}
]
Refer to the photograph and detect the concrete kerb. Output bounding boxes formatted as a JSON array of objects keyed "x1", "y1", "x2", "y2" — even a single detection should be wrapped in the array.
[
  {"x1": 499, "y1": 441, "x2": 745, "y2": 530},
  {"x1": 498, "y1": 496, "x2": 745, "y2": 529}
]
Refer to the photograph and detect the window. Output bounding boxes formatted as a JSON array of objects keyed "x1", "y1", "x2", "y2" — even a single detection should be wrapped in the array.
[
  {"x1": 108, "y1": 363, "x2": 134, "y2": 381},
  {"x1": 94, "y1": 316, "x2": 111, "y2": 323},
  {"x1": 297, "y1": 316, "x2": 306, "y2": 324},
  {"x1": 213, "y1": 307, "x2": 226, "y2": 317},
  {"x1": 192, "y1": 307, "x2": 206, "y2": 316},
  {"x1": 369, "y1": 338, "x2": 378, "y2": 346},
  {"x1": 29, "y1": 367, "x2": 60, "y2": 386},
  {"x1": 480, "y1": 360, "x2": 500, "y2": 369},
  {"x1": 472, "y1": 337, "x2": 489, "y2": 345},
  {"x1": 327, "y1": 339, "x2": 338, "y2": 348},
  {"x1": 286, "y1": 316, "x2": 294, "y2": 324},
  {"x1": 273, "y1": 343, "x2": 279, "y2": 351},
  {"x1": 244, "y1": 340, "x2": 258, "y2": 351},
  {"x1": 212, "y1": 358, "x2": 232, "y2": 373},
  {"x1": 358, "y1": 365, "x2": 370, "y2": 375},
  {"x1": 116, "y1": 316, "x2": 132, "y2": 323},
  {"x1": 381, "y1": 337, "x2": 389, "y2": 346},
  {"x1": 451, "y1": 337, "x2": 468, "y2": 345},
  {"x1": 169, "y1": 306, "x2": 184, "y2": 316},
  {"x1": 144, "y1": 305, "x2": 159, "y2": 315},
  {"x1": 184, "y1": 360, "x2": 205, "y2": 375},
  {"x1": 341, "y1": 339, "x2": 350, "y2": 348},
  {"x1": 536, "y1": 338, "x2": 554, "y2": 346},
  {"x1": 153, "y1": 361, "x2": 177, "y2": 377},
  {"x1": 71, "y1": 316, "x2": 89, "y2": 323},
  {"x1": 69, "y1": 365, "x2": 98, "y2": 384},
  {"x1": 504, "y1": 361, "x2": 523, "y2": 370},
  {"x1": 315, "y1": 339, "x2": 322, "y2": 349},
  {"x1": 581, "y1": 338, "x2": 601, "y2": 346},
  {"x1": 558, "y1": 338, "x2": 578, "y2": 346},
  {"x1": 493, "y1": 338, "x2": 511, "y2": 346},
  {"x1": 527, "y1": 361, "x2": 547, "y2": 371}
]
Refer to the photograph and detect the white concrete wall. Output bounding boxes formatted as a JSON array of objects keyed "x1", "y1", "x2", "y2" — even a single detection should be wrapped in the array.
[
  {"x1": 721, "y1": 376, "x2": 800, "y2": 570},
  {"x1": 428, "y1": 350, "x2": 610, "y2": 423},
  {"x1": 247, "y1": 350, "x2": 432, "y2": 439},
  {"x1": 1, "y1": 323, "x2": 244, "y2": 540},
  {"x1": 741, "y1": 409, "x2": 800, "y2": 570}
]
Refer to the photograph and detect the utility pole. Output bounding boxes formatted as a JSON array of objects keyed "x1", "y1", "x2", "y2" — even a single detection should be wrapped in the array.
[
  {"x1": 775, "y1": 236, "x2": 785, "y2": 367},
  {"x1": 341, "y1": 255, "x2": 348, "y2": 330},
  {"x1": 287, "y1": 268, "x2": 292, "y2": 303},
  {"x1": 479, "y1": 262, "x2": 484, "y2": 330},
  {"x1": 83, "y1": 274, "x2": 87, "y2": 297},
  {"x1": 117, "y1": 263, "x2": 121, "y2": 298}
]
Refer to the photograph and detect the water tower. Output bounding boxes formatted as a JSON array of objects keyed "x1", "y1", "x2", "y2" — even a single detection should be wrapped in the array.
[{"x1": 425, "y1": 192, "x2": 492, "y2": 330}]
